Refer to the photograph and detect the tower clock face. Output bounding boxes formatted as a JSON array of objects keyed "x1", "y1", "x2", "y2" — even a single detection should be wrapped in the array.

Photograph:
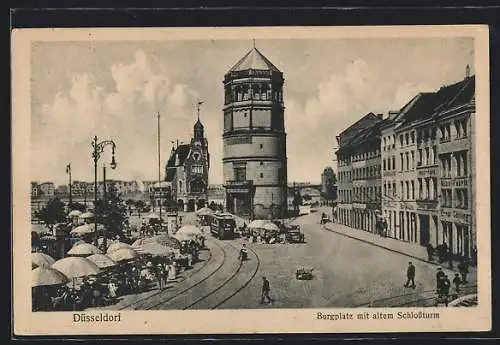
[{"x1": 193, "y1": 151, "x2": 201, "y2": 161}]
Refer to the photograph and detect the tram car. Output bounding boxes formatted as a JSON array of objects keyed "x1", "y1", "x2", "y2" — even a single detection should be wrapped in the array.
[{"x1": 209, "y1": 213, "x2": 236, "y2": 240}]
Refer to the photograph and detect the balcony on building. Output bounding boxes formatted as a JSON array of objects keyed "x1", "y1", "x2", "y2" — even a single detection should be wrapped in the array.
[{"x1": 225, "y1": 179, "x2": 254, "y2": 190}]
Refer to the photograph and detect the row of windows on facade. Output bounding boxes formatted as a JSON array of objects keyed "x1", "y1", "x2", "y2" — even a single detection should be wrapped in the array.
[
  {"x1": 339, "y1": 181, "x2": 468, "y2": 209},
  {"x1": 338, "y1": 164, "x2": 381, "y2": 183},
  {"x1": 224, "y1": 84, "x2": 283, "y2": 103},
  {"x1": 382, "y1": 178, "x2": 438, "y2": 201},
  {"x1": 383, "y1": 147, "x2": 437, "y2": 171},
  {"x1": 382, "y1": 118, "x2": 469, "y2": 152},
  {"x1": 338, "y1": 148, "x2": 380, "y2": 166},
  {"x1": 337, "y1": 186, "x2": 382, "y2": 203}
]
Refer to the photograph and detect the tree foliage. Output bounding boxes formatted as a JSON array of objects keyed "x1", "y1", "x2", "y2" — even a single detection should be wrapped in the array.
[
  {"x1": 36, "y1": 197, "x2": 67, "y2": 226},
  {"x1": 68, "y1": 202, "x2": 86, "y2": 212},
  {"x1": 93, "y1": 184, "x2": 127, "y2": 240}
]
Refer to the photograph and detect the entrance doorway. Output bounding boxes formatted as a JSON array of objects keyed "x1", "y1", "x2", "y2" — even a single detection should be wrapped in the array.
[
  {"x1": 187, "y1": 199, "x2": 195, "y2": 212},
  {"x1": 419, "y1": 214, "x2": 430, "y2": 246}
]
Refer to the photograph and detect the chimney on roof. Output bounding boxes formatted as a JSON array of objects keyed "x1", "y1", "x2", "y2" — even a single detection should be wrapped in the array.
[
  {"x1": 376, "y1": 113, "x2": 384, "y2": 120},
  {"x1": 465, "y1": 64, "x2": 471, "y2": 79}
]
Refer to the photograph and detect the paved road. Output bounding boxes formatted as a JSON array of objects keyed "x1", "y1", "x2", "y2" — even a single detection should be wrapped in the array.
[
  {"x1": 105, "y1": 210, "x2": 474, "y2": 309},
  {"x1": 218, "y1": 211, "x2": 467, "y2": 309}
]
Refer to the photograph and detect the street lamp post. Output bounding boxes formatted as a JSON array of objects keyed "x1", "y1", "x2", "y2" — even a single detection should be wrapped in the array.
[{"x1": 92, "y1": 135, "x2": 117, "y2": 248}]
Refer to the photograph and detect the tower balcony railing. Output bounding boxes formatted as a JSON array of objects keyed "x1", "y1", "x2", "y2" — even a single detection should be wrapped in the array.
[{"x1": 226, "y1": 180, "x2": 254, "y2": 187}]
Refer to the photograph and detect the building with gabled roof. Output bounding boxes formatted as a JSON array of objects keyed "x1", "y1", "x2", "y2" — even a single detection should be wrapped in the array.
[
  {"x1": 336, "y1": 114, "x2": 385, "y2": 234},
  {"x1": 379, "y1": 72, "x2": 475, "y2": 261},
  {"x1": 165, "y1": 117, "x2": 210, "y2": 212}
]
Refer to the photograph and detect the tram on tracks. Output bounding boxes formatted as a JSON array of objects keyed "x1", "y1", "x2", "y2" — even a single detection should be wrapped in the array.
[{"x1": 209, "y1": 213, "x2": 236, "y2": 240}]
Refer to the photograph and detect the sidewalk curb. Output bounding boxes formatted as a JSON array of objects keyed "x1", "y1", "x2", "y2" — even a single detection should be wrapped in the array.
[{"x1": 322, "y1": 223, "x2": 456, "y2": 272}]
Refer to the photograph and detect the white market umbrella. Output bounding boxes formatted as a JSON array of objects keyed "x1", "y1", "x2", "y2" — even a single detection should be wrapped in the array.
[
  {"x1": 247, "y1": 220, "x2": 269, "y2": 229},
  {"x1": 70, "y1": 223, "x2": 104, "y2": 236},
  {"x1": 68, "y1": 210, "x2": 83, "y2": 218},
  {"x1": 67, "y1": 243, "x2": 102, "y2": 256},
  {"x1": 106, "y1": 242, "x2": 132, "y2": 255},
  {"x1": 87, "y1": 254, "x2": 117, "y2": 269},
  {"x1": 79, "y1": 212, "x2": 95, "y2": 219},
  {"x1": 196, "y1": 207, "x2": 213, "y2": 216},
  {"x1": 52, "y1": 256, "x2": 101, "y2": 279},
  {"x1": 173, "y1": 233, "x2": 194, "y2": 242},
  {"x1": 32, "y1": 267, "x2": 69, "y2": 287},
  {"x1": 108, "y1": 248, "x2": 138, "y2": 262},
  {"x1": 31, "y1": 252, "x2": 56, "y2": 269},
  {"x1": 263, "y1": 222, "x2": 280, "y2": 232}
]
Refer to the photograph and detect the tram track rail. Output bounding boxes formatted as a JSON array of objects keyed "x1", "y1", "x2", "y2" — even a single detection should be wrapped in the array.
[
  {"x1": 142, "y1": 239, "x2": 229, "y2": 310},
  {"x1": 118, "y1": 239, "x2": 223, "y2": 310}
]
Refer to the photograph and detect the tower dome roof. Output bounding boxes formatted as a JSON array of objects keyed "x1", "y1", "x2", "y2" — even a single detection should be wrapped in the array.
[{"x1": 228, "y1": 47, "x2": 281, "y2": 73}]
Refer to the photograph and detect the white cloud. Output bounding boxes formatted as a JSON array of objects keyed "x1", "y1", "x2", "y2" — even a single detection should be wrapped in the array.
[
  {"x1": 32, "y1": 49, "x2": 198, "y2": 185},
  {"x1": 285, "y1": 58, "x2": 433, "y2": 182}
]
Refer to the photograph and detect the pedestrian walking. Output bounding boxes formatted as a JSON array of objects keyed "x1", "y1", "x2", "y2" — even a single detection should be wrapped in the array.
[
  {"x1": 436, "y1": 267, "x2": 445, "y2": 292},
  {"x1": 404, "y1": 261, "x2": 416, "y2": 289},
  {"x1": 260, "y1": 277, "x2": 273, "y2": 304},
  {"x1": 457, "y1": 259, "x2": 469, "y2": 283},
  {"x1": 442, "y1": 274, "x2": 451, "y2": 306},
  {"x1": 453, "y1": 273, "x2": 462, "y2": 294},
  {"x1": 426, "y1": 243, "x2": 434, "y2": 261}
]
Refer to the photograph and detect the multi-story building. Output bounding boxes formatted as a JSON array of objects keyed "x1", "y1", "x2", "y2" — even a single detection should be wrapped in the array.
[
  {"x1": 222, "y1": 46, "x2": 288, "y2": 219},
  {"x1": 336, "y1": 113, "x2": 384, "y2": 232},
  {"x1": 165, "y1": 118, "x2": 210, "y2": 212},
  {"x1": 31, "y1": 182, "x2": 40, "y2": 198},
  {"x1": 436, "y1": 75, "x2": 476, "y2": 259},
  {"x1": 38, "y1": 182, "x2": 55, "y2": 197},
  {"x1": 380, "y1": 73, "x2": 475, "y2": 260}
]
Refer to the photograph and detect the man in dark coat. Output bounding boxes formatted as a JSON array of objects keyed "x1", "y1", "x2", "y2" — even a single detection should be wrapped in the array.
[
  {"x1": 457, "y1": 259, "x2": 469, "y2": 283},
  {"x1": 436, "y1": 267, "x2": 445, "y2": 293},
  {"x1": 260, "y1": 277, "x2": 273, "y2": 304},
  {"x1": 404, "y1": 262, "x2": 416, "y2": 288}
]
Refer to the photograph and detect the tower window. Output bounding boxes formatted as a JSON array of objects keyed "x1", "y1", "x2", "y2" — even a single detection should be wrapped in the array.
[
  {"x1": 244, "y1": 112, "x2": 247, "y2": 118},
  {"x1": 260, "y1": 161, "x2": 263, "y2": 166},
  {"x1": 260, "y1": 144, "x2": 263, "y2": 149},
  {"x1": 260, "y1": 173, "x2": 264, "y2": 178}
]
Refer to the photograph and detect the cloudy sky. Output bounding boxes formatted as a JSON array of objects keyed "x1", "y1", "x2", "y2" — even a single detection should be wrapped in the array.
[{"x1": 31, "y1": 37, "x2": 474, "y2": 186}]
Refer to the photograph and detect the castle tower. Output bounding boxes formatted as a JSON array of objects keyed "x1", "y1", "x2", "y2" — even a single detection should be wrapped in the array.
[{"x1": 222, "y1": 46, "x2": 287, "y2": 219}]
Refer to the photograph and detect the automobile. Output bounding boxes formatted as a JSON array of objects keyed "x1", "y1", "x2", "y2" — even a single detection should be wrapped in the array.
[
  {"x1": 296, "y1": 267, "x2": 314, "y2": 280},
  {"x1": 285, "y1": 224, "x2": 305, "y2": 243}
]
